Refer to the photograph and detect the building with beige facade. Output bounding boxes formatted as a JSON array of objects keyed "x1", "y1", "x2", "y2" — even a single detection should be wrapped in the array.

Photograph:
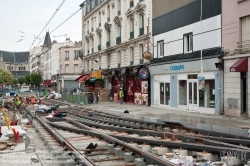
[
  {"x1": 222, "y1": 0, "x2": 250, "y2": 116},
  {"x1": 80, "y1": 0, "x2": 154, "y2": 105},
  {"x1": 58, "y1": 41, "x2": 83, "y2": 92}
]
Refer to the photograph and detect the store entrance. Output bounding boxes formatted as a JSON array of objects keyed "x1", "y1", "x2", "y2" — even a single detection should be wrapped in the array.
[
  {"x1": 187, "y1": 80, "x2": 198, "y2": 110},
  {"x1": 241, "y1": 72, "x2": 247, "y2": 115}
]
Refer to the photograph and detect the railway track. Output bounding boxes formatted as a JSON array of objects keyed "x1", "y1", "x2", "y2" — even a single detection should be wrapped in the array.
[{"x1": 38, "y1": 98, "x2": 250, "y2": 164}]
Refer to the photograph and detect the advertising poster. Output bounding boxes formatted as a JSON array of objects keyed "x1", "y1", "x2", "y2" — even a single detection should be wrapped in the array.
[
  {"x1": 141, "y1": 81, "x2": 148, "y2": 93},
  {"x1": 134, "y1": 93, "x2": 142, "y2": 104},
  {"x1": 198, "y1": 77, "x2": 205, "y2": 90},
  {"x1": 142, "y1": 94, "x2": 148, "y2": 105}
]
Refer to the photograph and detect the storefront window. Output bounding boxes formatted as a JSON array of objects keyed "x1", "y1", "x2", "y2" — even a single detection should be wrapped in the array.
[
  {"x1": 160, "y1": 83, "x2": 170, "y2": 105},
  {"x1": 160, "y1": 83, "x2": 164, "y2": 105},
  {"x1": 199, "y1": 80, "x2": 215, "y2": 108},
  {"x1": 165, "y1": 83, "x2": 170, "y2": 105},
  {"x1": 179, "y1": 80, "x2": 187, "y2": 105}
]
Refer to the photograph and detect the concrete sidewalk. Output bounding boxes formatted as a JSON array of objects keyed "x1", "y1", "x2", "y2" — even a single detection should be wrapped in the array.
[{"x1": 81, "y1": 101, "x2": 250, "y2": 129}]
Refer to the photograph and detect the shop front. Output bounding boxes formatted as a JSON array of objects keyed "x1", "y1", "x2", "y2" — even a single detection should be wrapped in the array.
[
  {"x1": 149, "y1": 58, "x2": 223, "y2": 114},
  {"x1": 110, "y1": 66, "x2": 150, "y2": 106}
]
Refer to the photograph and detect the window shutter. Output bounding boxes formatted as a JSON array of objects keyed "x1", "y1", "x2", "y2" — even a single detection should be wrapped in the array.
[{"x1": 190, "y1": 35, "x2": 193, "y2": 51}]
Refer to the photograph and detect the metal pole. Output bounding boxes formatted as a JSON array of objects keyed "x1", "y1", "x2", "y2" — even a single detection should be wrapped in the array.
[{"x1": 200, "y1": 0, "x2": 203, "y2": 76}]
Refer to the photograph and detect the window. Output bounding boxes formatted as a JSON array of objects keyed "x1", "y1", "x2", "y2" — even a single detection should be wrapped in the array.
[
  {"x1": 139, "y1": 14, "x2": 144, "y2": 35},
  {"x1": 91, "y1": 18, "x2": 94, "y2": 31},
  {"x1": 107, "y1": 54, "x2": 111, "y2": 67},
  {"x1": 241, "y1": 15, "x2": 250, "y2": 52},
  {"x1": 65, "y1": 51, "x2": 69, "y2": 60},
  {"x1": 99, "y1": 56, "x2": 101, "y2": 68},
  {"x1": 65, "y1": 64, "x2": 69, "y2": 73},
  {"x1": 91, "y1": 0, "x2": 95, "y2": 9},
  {"x1": 74, "y1": 50, "x2": 79, "y2": 59},
  {"x1": 117, "y1": 51, "x2": 121, "y2": 65},
  {"x1": 91, "y1": 59, "x2": 94, "y2": 69},
  {"x1": 157, "y1": 40, "x2": 164, "y2": 57},
  {"x1": 130, "y1": 47, "x2": 134, "y2": 64},
  {"x1": 130, "y1": 19, "x2": 134, "y2": 39},
  {"x1": 74, "y1": 64, "x2": 79, "y2": 73},
  {"x1": 87, "y1": 60, "x2": 90, "y2": 70},
  {"x1": 117, "y1": 0, "x2": 121, "y2": 14},
  {"x1": 107, "y1": 6, "x2": 110, "y2": 20},
  {"x1": 130, "y1": 0, "x2": 134, "y2": 8},
  {"x1": 199, "y1": 80, "x2": 215, "y2": 108},
  {"x1": 179, "y1": 80, "x2": 187, "y2": 105},
  {"x1": 91, "y1": 39, "x2": 94, "y2": 53},
  {"x1": 87, "y1": 42, "x2": 90, "y2": 54},
  {"x1": 87, "y1": 21, "x2": 89, "y2": 32},
  {"x1": 98, "y1": 12, "x2": 101, "y2": 26},
  {"x1": 184, "y1": 33, "x2": 193, "y2": 53},
  {"x1": 160, "y1": 83, "x2": 170, "y2": 105},
  {"x1": 7, "y1": 66, "x2": 13, "y2": 70},
  {"x1": 139, "y1": 44, "x2": 144, "y2": 63},
  {"x1": 117, "y1": 26, "x2": 121, "y2": 37}
]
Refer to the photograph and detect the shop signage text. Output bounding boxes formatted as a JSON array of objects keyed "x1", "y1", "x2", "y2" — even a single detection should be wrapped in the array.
[
  {"x1": 170, "y1": 65, "x2": 185, "y2": 71},
  {"x1": 92, "y1": 71, "x2": 102, "y2": 79},
  {"x1": 139, "y1": 68, "x2": 150, "y2": 79}
]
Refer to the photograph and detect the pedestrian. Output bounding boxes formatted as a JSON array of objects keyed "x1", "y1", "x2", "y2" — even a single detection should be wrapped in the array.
[
  {"x1": 96, "y1": 90, "x2": 100, "y2": 103},
  {"x1": 119, "y1": 87, "x2": 124, "y2": 104},
  {"x1": 92, "y1": 90, "x2": 96, "y2": 104},
  {"x1": 109, "y1": 89, "x2": 113, "y2": 103}
]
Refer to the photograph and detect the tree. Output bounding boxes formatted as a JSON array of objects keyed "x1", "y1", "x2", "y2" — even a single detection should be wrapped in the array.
[
  {"x1": 25, "y1": 74, "x2": 32, "y2": 85},
  {"x1": 30, "y1": 72, "x2": 42, "y2": 88},
  {"x1": 13, "y1": 79, "x2": 18, "y2": 85},
  {"x1": 0, "y1": 70, "x2": 14, "y2": 85},
  {"x1": 17, "y1": 77, "x2": 25, "y2": 85}
]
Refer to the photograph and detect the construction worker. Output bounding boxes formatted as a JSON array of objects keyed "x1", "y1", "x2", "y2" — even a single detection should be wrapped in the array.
[
  {"x1": 23, "y1": 97, "x2": 27, "y2": 105},
  {"x1": 30, "y1": 96, "x2": 36, "y2": 104},
  {"x1": 14, "y1": 94, "x2": 22, "y2": 109},
  {"x1": 39, "y1": 98, "x2": 44, "y2": 104}
]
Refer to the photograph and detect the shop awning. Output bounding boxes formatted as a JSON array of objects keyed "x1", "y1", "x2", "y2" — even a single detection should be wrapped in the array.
[
  {"x1": 43, "y1": 80, "x2": 51, "y2": 86},
  {"x1": 230, "y1": 57, "x2": 248, "y2": 72},
  {"x1": 74, "y1": 74, "x2": 91, "y2": 83}
]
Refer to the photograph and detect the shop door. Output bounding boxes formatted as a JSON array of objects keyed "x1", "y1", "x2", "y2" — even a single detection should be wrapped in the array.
[
  {"x1": 241, "y1": 72, "x2": 247, "y2": 115},
  {"x1": 127, "y1": 76, "x2": 134, "y2": 103},
  {"x1": 187, "y1": 80, "x2": 198, "y2": 110}
]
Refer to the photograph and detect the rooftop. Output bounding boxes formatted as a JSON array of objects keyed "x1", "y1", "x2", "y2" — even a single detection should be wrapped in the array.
[{"x1": 0, "y1": 50, "x2": 29, "y2": 63}]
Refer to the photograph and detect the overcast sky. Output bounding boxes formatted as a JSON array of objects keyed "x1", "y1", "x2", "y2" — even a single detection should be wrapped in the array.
[{"x1": 0, "y1": 0, "x2": 84, "y2": 52}]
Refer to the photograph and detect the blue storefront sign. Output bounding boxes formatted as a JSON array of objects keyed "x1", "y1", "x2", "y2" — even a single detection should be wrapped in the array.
[
  {"x1": 139, "y1": 68, "x2": 150, "y2": 79},
  {"x1": 170, "y1": 65, "x2": 185, "y2": 71}
]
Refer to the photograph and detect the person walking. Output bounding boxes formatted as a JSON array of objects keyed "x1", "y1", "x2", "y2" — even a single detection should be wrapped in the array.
[
  {"x1": 119, "y1": 87, "x2": 124, "y2": 104},
  {"x1": 96, "y1": 90, "x2": 100, "y2": 103}
]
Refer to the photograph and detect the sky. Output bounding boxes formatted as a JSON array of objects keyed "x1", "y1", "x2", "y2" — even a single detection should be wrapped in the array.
[{"x1": 0, "y1": 0, "x2": 84, "y2": 52}]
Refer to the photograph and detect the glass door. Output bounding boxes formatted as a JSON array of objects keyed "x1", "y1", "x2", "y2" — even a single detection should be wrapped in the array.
[{"x1": 187, "y1": 80, "x2": 198, "y2": 110}]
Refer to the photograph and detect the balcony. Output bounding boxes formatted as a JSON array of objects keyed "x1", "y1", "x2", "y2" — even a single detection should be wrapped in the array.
[
  {"x1": 106, "y1": 41, "x2": 110, "y2": 47},
  {"x1": 236, "y1": 40, "x2": 250, "y2": 54},
  {"x1": 130, "y1": 61, "x2": 134, "y2": 66},
  {"x1": 87, "y1": 50, "x2": 89, "y2": 54},
  {"x1": 98, "y1": 44, "x2": 101, "y2": 50},
  {"x1": 139, "y1": 27, "x2": 144, "y2": 36},
  {"x1": 107, "y1": 17, "x2": 110, "y2": 22},
  {"x1": 92, "y1": 48, "x2": 94, "y2": 53},
  {"x1": 116, "y1": 36, "x2": 121, "y2": 44},
  {"x1": 118, "y1": 10, "x2": 121, "y2": 15},
  {"x1": 140, "y1": 59, "x2": 144, "y2": 64},
  {"x1": 99, "y1": 22, "x2": 101, "y2": 27},
  {"x1": 130, "y1": 31, "x2": 134, "y2": 39}
]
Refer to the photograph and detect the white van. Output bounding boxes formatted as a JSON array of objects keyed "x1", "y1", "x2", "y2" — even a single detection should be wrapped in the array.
[{"x1": 19, "y1": 86, "x2": 30, "y2": 92}]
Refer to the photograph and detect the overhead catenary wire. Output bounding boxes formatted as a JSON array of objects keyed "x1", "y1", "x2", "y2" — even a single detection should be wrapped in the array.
[
  {"x1": 28, "y1": 0, "x2": 66, "y2": 50},
  {"x1": 51, "y1": 8, "x2": 81, "y2": 34}
]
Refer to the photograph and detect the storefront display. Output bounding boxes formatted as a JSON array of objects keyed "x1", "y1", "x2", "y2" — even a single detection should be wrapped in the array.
[{"x1": 134, "y1": 93, "x2": 142, "y2": 104}]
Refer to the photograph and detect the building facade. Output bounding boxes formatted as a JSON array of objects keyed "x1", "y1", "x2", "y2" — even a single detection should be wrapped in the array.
[
  {"x1": 0, "y1": 51, "x2": 29, "y2": 79},
  {"x1": 58, "y1": 42, "x2": 83, "y2": 92},
  {"x1": 29, "y1": 47, "x2": 43, "y2": 73},
  {"x1": 42, "y1": 40, "x2": 74, "y2": 87},
  {"x1": 81, "y1": 0, "x2": 153, "y2": 105},
  {"x1": 149, "y1": 0, "x2": 223, "y2": 114},
  {"x1": 222, "y1": 0, "x2": 250, "y2": 116}
]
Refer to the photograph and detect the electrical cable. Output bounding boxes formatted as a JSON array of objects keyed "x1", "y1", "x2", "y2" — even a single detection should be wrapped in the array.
[
  {"x1": 28, "y1": 0, "x2": 66, "y2": 50},
  {"x1": 0, "y1": 27, "x2": 34, "y2": 35},
  {"x1": 51, "y1": 8, "x2": 81, "y2": 34}
]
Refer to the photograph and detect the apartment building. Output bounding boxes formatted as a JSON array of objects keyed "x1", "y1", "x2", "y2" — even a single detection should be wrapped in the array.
[
  {"x1": 58, "y1": 41, "x2": 83, "y2": 92},
  {"x1": 222, "y1": 0, "x2": 250, "y2": 116},
  {"x1": 80, "y1": 0, "x2": 154, "y2": 105},
  {"x1": 29, "y1": 47, "x2": 43, "y2": 73}
]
